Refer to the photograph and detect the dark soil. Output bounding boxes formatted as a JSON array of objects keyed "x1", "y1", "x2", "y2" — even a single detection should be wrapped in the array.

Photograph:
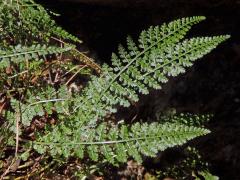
[{"x1": 38, "y1": 0, "x2": 240, "y2": 179}]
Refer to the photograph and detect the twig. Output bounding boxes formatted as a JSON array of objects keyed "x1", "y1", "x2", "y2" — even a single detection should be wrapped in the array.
[
  {"x1": 51, "y1": 36, "x2": 101, "y2": 74},
  {"x1": 0, "y1": 102, "x2": 6, "y2": 114},
  {"x1": 0, "y1": 158, "x2": 16, "y2": 180},
  {"x1": 17, "y1": 160, "x2": 34, "y2": 170},
  {"x1": 14, "y1": 160, "x2": 55, "y2": 180},
  {"x1": 63, "y1": 64, "x2": 83, "y2": 77},
  {"x1": 65, "y1": 65, "x2": 87, "y2": 86},
  {"x1": 8, "y1": 70, "x2": 28, "y2": 79},
  {"x1": 15, "y1": 102, "x2": 21, "y2": 157}
]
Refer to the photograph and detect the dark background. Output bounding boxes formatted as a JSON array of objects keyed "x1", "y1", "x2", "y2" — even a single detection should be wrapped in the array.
[{"x1": 38, "y1": 0, "x2": 240, "y2": 179}]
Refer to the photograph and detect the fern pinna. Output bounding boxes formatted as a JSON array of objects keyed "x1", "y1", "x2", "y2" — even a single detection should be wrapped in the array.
[{"x1": 26, "y1": 16, "x2": 229, "y2": 164}]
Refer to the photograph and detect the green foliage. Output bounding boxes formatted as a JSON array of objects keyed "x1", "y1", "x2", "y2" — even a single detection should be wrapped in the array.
[
  {"x1": 0, "y1": 0, "x2": 230, "y2": 178},
  {"x1": 0, "y1": 1, "x2": 91, "y2": 169},
  {"x1": 0, "y1": 0, "x2": 81, "y2": 46},
  {"x1": 34, "y1": 122, "x2": 209, "y2": 164},
  {"x1": 158, "y1": 112, "x2": 212, "y2": 127},
  {"x1": 66, "y1": 17, "x2": 229, "y2": 128},
  {"x1": 31, "y1": 16, "x2": 229, "y2": 164},
  {"x1": 0, "y1": 0, "x2": 98, "y2": 89},
  {"x1": 0, "y1": 44, "x2": 72, "y2": 67}
]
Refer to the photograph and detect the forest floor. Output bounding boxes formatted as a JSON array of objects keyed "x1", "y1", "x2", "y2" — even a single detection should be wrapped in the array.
[{"x1": 38, "y1": 0, "x2": 240, "y2": 179}]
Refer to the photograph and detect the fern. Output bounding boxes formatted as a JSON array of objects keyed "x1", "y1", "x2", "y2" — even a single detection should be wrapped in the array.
[
  {"x1": 0, "y1": 0, "x2": 100, "y2": 76},
  {"x1": 30, "y1": 16, "x2": 229, "y2": 164},
  {"x1": 0, "y1": 0, "x2": 81, "y2": 45},
  {"x1": 0, "y1": 0, "x2": 230, "y2": 177},
  {"x1": 21, "y1": 0, "x2": 82, "y2": 43},
  {"x1": 0, "y1": 44, "x2": 72, "y2": 64},
  {"x1": 158, "y1": 113, "x2": 212, "y2": 127},
  {"x1": 34, "y1": 122, "x2": 209, "y2": 164},
  {"x1": 3, "y1": 87, "x2": 65, "y2": 143},
  {"x1": 67, "y1": 17, "x2": 229, "y2": 126}
]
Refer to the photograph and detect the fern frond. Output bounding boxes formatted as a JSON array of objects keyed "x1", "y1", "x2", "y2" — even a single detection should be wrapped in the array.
[
  {"x1": 158, "y1": 113, "x2": 212, "y2": 127},
  {"x1": 22, "y1": 0, "x2": 82, "y2": 43},
  {"x1": 8, "y1": 86, "x2": 71, "y2": 127},
  {"x1": 0, "y1": 44, "x2": 72, "y2": 68},
  {"x1": 70, "y1": 17, "x2": 229, "y2": 126},
  {"x1": 113, "y1": 16, "x2": 206, "y2": 71},
  {"x1": 51, "y1": 26, "x2": 82, "y2": 43},
  {"x1": 0, "y1": 0, "x2": 82, "y2": 45},
  {"x1": 34, "y1": 122, "x2": 210, "y2": 164},
  {"x1": 29, "y1": 16, "x2": 229, "y2": 165}
]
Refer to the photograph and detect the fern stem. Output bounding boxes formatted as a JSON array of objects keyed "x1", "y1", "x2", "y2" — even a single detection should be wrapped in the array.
[
  {"x1": 0, "y1": 50, "x2": 49, "y2": 59},
  {"x1": 28, "y1": 98, "x2": 66, "y2": 106},
  {"x1": 8, "y1": 70, "x2": 28, "y2": 79},
  {"x1": 65, "y1": 65, "x2": 87, "y2": 85},
  {"x1": 51, "y1": 36, "x2": 101, "y2": 73}
]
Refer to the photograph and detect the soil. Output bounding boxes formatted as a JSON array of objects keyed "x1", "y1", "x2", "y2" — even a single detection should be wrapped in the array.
[{"x1": 38, "y1": 0, "x2": 240, "y2": 179}]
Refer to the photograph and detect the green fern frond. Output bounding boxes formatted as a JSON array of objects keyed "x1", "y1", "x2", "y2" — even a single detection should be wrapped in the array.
[
  {"x1": 0, "y1": 44, "x2": 72, "y2": 68},
  {"x1": 22, "y1": 3, "x2": 82, "y2": 43},
  {"x1": 70, "y1": 17, "x2": 229, "y2": 126},
  {"x1": 0, "y1": 0, "x2": 81, "y2": 45},
  {"x1": 34, "y1": 122, "x2": 210, "y2": 164},
  {"x1": 23, "y1": 16, "x2": 228, "y2": 166},
  {"x1": 21, "y1": 0, "x2": 82, "y2": 43},
  {"x1": 158, "y1": 113, "x2": 212, "y2": 127},
  {"x1": 112, "y1": 16, "x2": 206, "y2": 72},
  {"x1": 9, "y1": 86, "x2": 71, "y2": 127},
  {"x1": 51, "y1": 26, "x2": 82, "y2": 43},
  {"x1": 0, "y1": 0, "x2": 231, "y2": 175}
]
